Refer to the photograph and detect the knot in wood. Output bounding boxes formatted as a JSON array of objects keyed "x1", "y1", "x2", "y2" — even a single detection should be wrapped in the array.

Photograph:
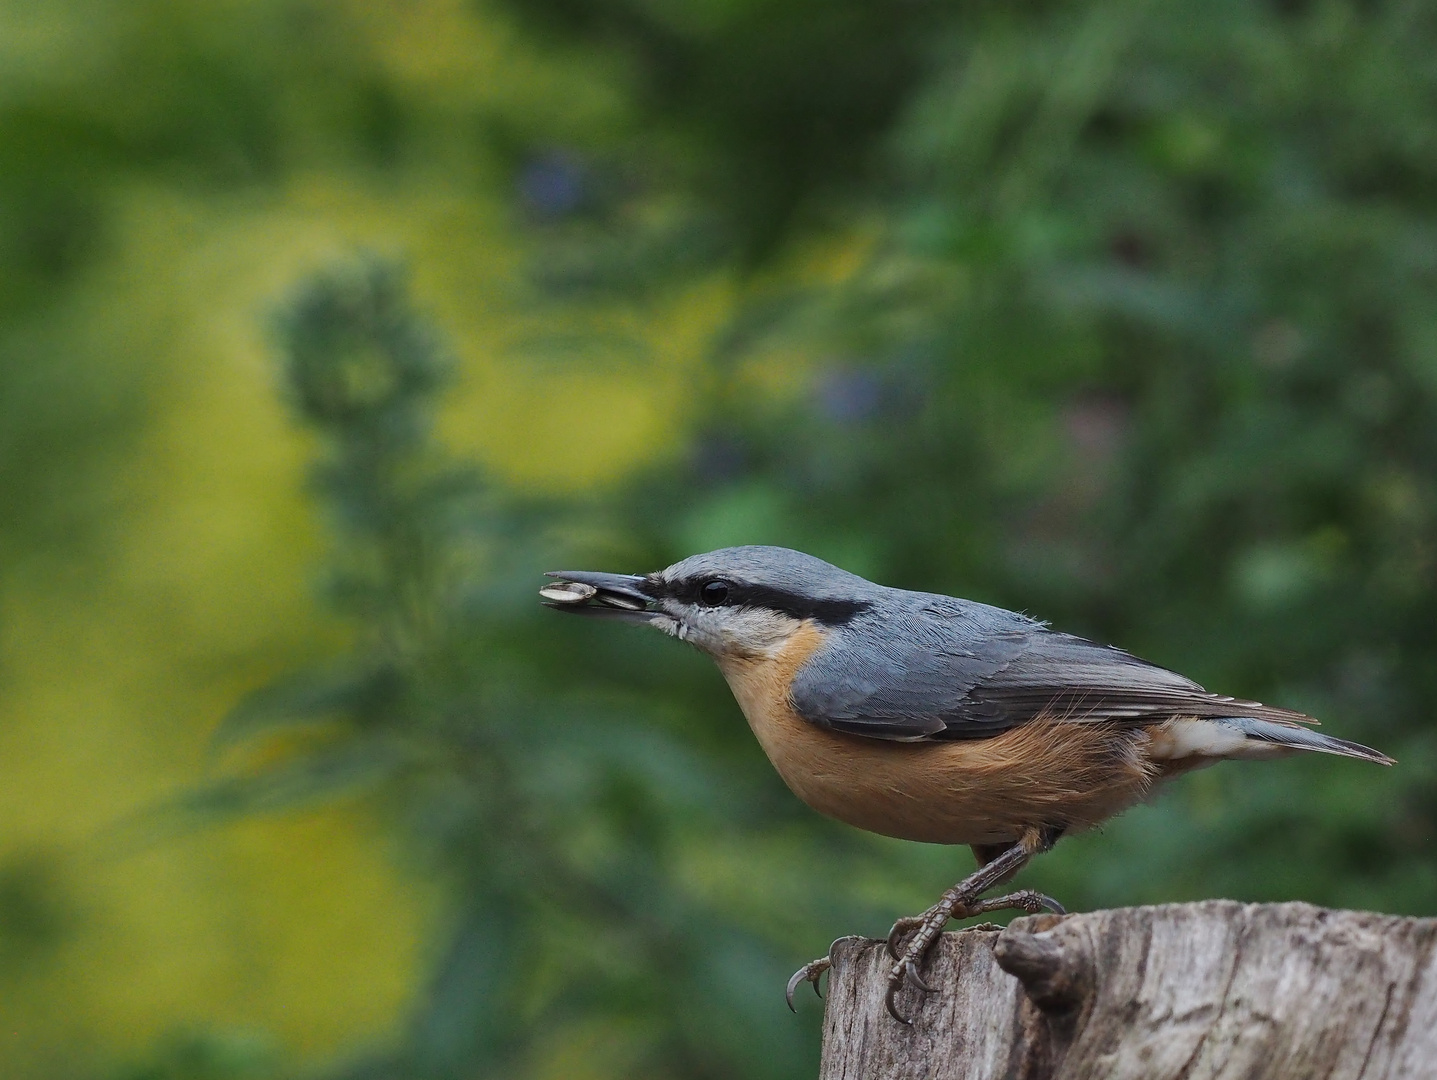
[{"x1": 994, "y1": 923, "x2": 1089, "y2": 1012}]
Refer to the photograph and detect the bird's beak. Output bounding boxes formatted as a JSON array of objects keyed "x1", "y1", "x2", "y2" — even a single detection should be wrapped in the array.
[{"x1": 540, "y1": 570, "x2": 658, "y2": 624}]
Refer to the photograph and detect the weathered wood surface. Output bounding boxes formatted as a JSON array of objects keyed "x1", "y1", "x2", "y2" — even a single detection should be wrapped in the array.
[{"x1": 819, "y1": 901, "x2": 1437, "y2": 1079}]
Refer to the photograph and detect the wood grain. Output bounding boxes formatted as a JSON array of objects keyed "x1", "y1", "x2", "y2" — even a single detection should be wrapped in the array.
[{"x1": 818, "y1": 901, "x2": 1437, "y2": 1079}]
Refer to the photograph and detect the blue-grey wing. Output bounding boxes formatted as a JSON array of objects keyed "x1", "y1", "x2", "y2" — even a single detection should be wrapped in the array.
[{"x1": 789, "y1": 602, "x2": 1310, "y2": 741}]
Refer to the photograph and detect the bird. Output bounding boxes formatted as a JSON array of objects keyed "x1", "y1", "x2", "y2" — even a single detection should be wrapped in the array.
[{"x1": 540, "y1": 545, "x2": 1394, "y2": 1023}]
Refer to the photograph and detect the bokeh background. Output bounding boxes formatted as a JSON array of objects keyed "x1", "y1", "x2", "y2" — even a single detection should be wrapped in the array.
[{"x1": 3, "y1": 1, "x2": 1436, "y2": 1077}]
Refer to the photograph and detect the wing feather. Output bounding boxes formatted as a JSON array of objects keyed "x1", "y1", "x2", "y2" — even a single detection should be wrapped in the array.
[{"x1": 789, "y1": 601, "x2": 1313, "y2": 741}]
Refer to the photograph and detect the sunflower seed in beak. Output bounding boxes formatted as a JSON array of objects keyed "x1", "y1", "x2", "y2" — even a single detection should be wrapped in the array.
[{"x1": 540, "y1": 581, "x2": 598, "y2": 604}]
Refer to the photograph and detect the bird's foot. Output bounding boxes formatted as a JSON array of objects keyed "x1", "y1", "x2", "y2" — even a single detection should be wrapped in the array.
[
  {"x1": 785, "y1": 955, "x2": 831, "y2": 1012},
  {"x1": 884, "y1": 911, "x2": 933, "y2": 961},
  {"x1": 883, "y1": 889, "x2": 1067, "y2": 1024},
  {"x1": 975, "y1": 888, "x2": 1067, "y2": 918},
  {"x1": 884, "y1": 897, "x2": 971, "y2": 1024},
  {"x1": 883, "y1": 890, "x2": 1063, "y2": 961}
]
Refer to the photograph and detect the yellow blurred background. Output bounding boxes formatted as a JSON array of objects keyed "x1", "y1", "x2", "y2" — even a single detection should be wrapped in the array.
[{"x1": 0, "y1": 2, "x2": 733, "y2": 1071}]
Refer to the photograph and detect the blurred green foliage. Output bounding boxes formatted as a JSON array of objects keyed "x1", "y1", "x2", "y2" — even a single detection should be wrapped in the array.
[
  {"x1": 4, "y1": 0, "x2": 1437, "y2": 1078},
  {"x1": 210, "y1": 259, "x2": 832, "y2": 1079}
]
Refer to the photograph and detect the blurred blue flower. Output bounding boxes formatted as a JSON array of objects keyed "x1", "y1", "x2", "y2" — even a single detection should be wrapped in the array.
[
  {"x1": 517, "y1": 149, "x2": 590, "y2": 220},
  {"x1": 813, "y1": 366, "x2": 884, "y2": 424}
]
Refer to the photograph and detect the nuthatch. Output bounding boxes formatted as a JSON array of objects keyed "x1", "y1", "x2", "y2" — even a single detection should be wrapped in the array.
[{"x1": 542, "y1": 546, "x2": 1393, "y2": 1022}]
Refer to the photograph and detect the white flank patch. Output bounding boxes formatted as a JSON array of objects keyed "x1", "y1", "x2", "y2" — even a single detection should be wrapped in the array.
[{"x1": 1147, "y1": 718, "x2": 1286, "y2": 760}]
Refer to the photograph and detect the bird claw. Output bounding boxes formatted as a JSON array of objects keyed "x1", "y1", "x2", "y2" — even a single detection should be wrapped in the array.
[
  {"x1": 882, "y1": 889, "x2": 1070, "y2": 1022},
  {"x1": 884, "y1": 912, "x2": 948, "y2": 1023},
  {"x1": 885, "y1": 914, "x2": 927, "y2": 960},
  {"x1": 786, "y1": 955, "x2": 831, "y2": 1012},
  {"x1": 905, "y1": 960, "x2": 934, "y2": 993},
  {"x1": 886, "y1": 978, "x2": 915, "y2": 1025},
  {"x1": 884, "y1": 956, "x2": 939, "y2": 1024}
]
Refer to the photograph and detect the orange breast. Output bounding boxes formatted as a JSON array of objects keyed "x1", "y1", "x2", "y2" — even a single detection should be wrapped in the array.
[{"x1": 716, "y1": 621, "x2": 1158, "y2": 845}]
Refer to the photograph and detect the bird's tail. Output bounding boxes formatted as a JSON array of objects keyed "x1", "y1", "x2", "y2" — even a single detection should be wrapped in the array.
[{"x1": 1213, "y1": 715, "x2": 1395, "y2": 765}]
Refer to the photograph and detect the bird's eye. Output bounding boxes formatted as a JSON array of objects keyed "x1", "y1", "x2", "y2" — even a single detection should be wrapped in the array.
[{"x1": 699, "y1": 579, "x2": 730, "y2": 607}]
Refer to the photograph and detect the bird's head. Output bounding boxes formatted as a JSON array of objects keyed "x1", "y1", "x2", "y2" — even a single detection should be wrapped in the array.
[{"x1": 542, "y1": 545, "x2": 876, "y2": 661}]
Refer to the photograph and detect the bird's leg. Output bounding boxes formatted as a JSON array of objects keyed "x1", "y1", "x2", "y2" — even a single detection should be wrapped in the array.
[
  {"x1": 884, "y1": 836, "x2": 1061, "y2": 960},
  {"x1": 783, "y1": 887, "x2": 1063, "y2": 1013},
  {"x1": 884, "y1": 829, "x2": 1063, "y2": 1024},
  {"x1": 883, "y1": 888, "x2": 1065, "y2": 960},
  {"x1": 882, "y1": 843, "x2": 1029, "y2": 1021},
  {"x1": 785, "y1": 955, "x2": 831, "y2": 1012},
  {"x1": 783, "y1": 885, "x2": 1065, "y2": 1013},
  {"x1": 885, "y1": 842, "x2": 1002, "y2": 956},
  {"x1": 966, "y1": 889, "x2": 1066, "y2": 918}
]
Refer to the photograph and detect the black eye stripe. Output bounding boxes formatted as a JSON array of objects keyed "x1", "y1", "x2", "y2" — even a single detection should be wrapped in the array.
[{"x1": 644, "y1": 576, "x2": 870, "y2": 626}]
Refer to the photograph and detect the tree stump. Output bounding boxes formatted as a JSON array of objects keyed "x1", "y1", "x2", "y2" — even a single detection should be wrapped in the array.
[{"x1": 818, "y1": 901, "x2": 1437, "y2": 1079}]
